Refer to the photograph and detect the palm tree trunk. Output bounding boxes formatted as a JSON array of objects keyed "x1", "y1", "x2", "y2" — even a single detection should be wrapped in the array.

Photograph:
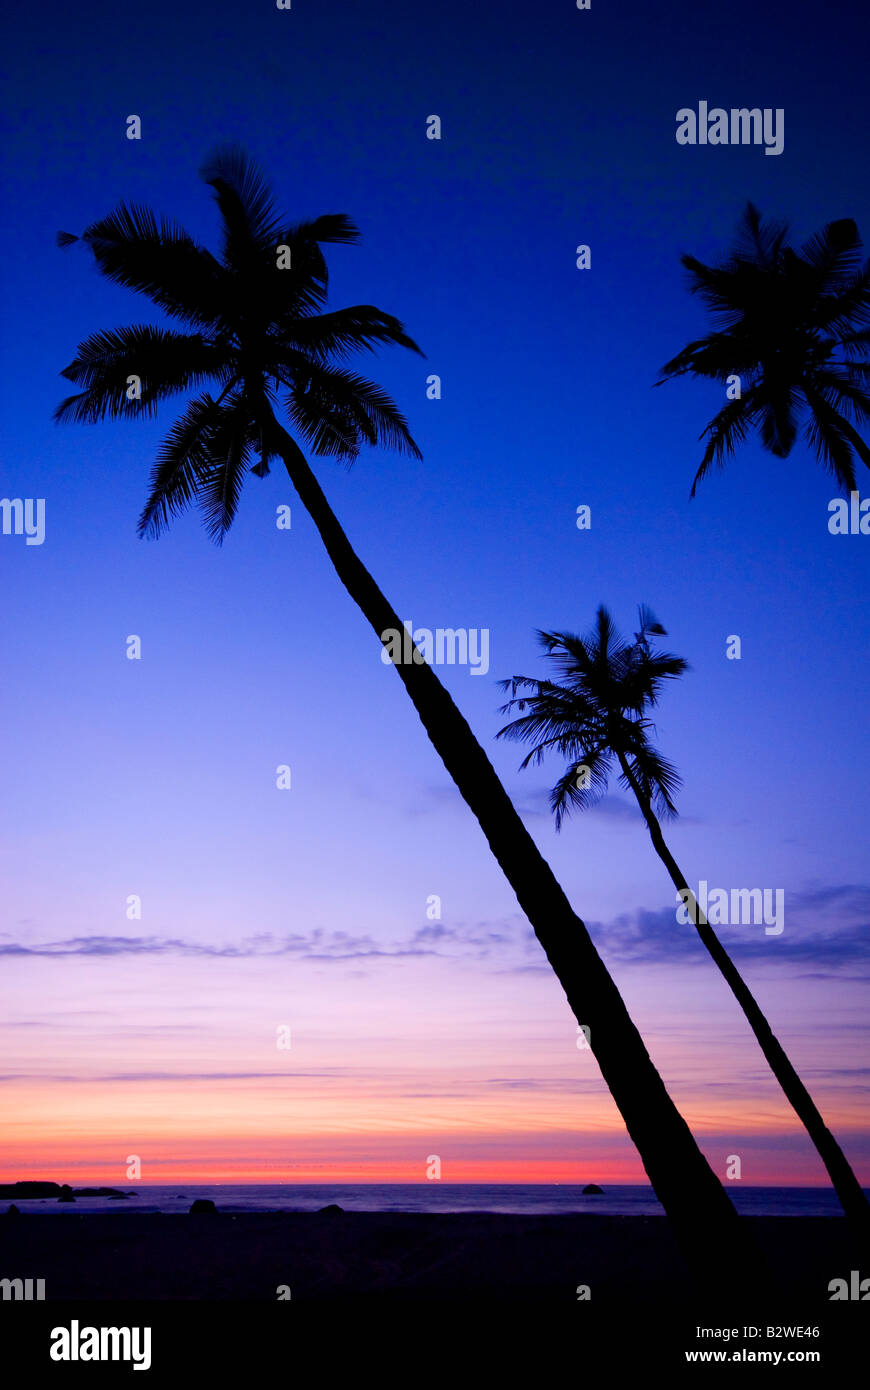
[
  {"x1": 616, "y1": 751, "x2": 870, "y2": 1236},
  {"x1": 272, "y1": 422, "x2": 759, "y2": 1284}
]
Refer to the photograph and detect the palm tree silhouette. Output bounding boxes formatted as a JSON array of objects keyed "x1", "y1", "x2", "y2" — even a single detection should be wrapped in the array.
[
  {"x1": 498, "y1": 606, "x2": 870, "y2": 1232},
  {"x1": 54, "y1": 147, "x2": 752, "y2": 1280},
  {"x1": 657, "y1": 202, "x2": 870, "y2": 495}
]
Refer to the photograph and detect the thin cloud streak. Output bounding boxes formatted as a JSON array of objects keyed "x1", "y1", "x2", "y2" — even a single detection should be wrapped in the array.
[{"x1": 2, "y1": 881, "x2": 867, "y2": 973}]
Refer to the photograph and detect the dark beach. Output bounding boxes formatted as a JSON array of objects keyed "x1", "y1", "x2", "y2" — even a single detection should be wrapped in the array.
[{"x1": 0, "y1": 1208, "x2": 861, "y2": 1303}]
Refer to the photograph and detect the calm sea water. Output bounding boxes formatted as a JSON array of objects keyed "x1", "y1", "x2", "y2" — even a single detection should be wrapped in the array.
[{"x1": 10, "y1": 1184, "x2": 857, "y2": 1217}]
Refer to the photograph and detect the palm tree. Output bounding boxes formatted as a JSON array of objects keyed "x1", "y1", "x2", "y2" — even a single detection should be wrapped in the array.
[
  {"x1": 657, "y1": 202, "x2": 870, "y2": 495},
  {"x1": 54, "y1": 146, "x2": 753, "y2": 1282},
  {"x1": 498, "y1": 606, "x2": 870, "y2": 1232}
]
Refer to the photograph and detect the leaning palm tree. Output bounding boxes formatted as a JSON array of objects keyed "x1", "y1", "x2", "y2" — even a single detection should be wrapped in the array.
[
  {"x1": 498, "y1": 606, "x2": 870, "y2": 1232},
  {"x1": 657, "y1": 202, "x2": 870, "y2": 495},
  {"x1": 52, "y1": 147, "x2": 754, "y2": 1281}
]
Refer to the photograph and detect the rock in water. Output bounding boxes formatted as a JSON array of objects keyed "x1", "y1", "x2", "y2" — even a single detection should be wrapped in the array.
[
  {"x1": 0, "y1": 1181, "x2": 62, "y2": 1199},
  {"x1": 73, "y1": 1187, "x2": 129, "y2": 1198},
  {"x1": 317, "y1": 1203, "x2": 344, "y2": 1214},
  {"x1": 189, "y1": 1198, "x2": 218, "y2": 1215},
  {"x1": 57, "y1": 1185, "x2": 75, "y2": 1203},
  {"x1": 5, "y1": 1204, "x2": 21, "y2": 1217},
  {"x1": 582, "y1": 1183, "x2": 604, "y2": 1195}
]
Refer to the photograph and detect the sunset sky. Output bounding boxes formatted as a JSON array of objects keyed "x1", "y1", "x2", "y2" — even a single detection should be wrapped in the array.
[{"x1": 1, "y1": 0, "x2": 868, "y2": 1188}]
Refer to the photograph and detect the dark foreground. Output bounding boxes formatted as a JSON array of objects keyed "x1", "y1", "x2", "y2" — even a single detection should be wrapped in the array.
[
  {"x1": 4, "y1": 1212, "x2": 868, "y2": 1377},
  {"x1": 0, "y1": 1209, "x2": 862, "y2": 1302}
]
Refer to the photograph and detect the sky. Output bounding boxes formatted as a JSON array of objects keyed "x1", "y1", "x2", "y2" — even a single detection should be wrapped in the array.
[{"x1": 1, "y1": 0, "x2": 868, "y2": 1188}]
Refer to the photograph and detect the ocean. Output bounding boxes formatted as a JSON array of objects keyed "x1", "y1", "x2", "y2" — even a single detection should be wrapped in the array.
[{"x1": 9, "y1": 1184, "x2": 858, "y2": 1217}]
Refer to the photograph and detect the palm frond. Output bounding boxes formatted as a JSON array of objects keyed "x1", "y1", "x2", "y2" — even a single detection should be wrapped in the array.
[
  {"x1": 282, "y1": 305, "x2": 425, "y2": 361},
  {"x1": 550, "y1": 750, "x2": 614, "y2": 828},
  {"x1": 801, "y1": 384, "x2": 862, "y2": 490},
  {"x1": 690, "y1": 397, "x2": 756, "y2": 496},
  {"x1": 656, "y1": 332, "x2": 748, "y2": 385},
  {"x1": 497, "y1": 686, "x2": 603, "y2": 770},
  {"x1": 55, "y1": 325, "x2": 228, "y2": 423},
  {"x1": 292, "y1": 212, "x2": 362, "y2": 248},
  {"x1": 286, "y1": 365, "x2": 422, "y2": 461},
  {"x1": 137, "y1": 392, "x2": 234, "y2": 538},
  {"x1": 800, "y1": 217, "x2": 863, "y2": 287},
  {"x1": 758, "y1": 390, "x2": 799, "y2": 457},
  {"x1": 72, "y1": 202, "x2": 225, "y2": 327},
  {"x1": 732, "y1": 201, "x2": 788, "y2": 268},
  {"x1": 810, "y1": 263, "x2": 870, "y2": 336},
  {"x1": 635, "y1": 604, "x2": 665, "y2": 643},
  {"x1": 810, "y1": 370, "x2": 870, "y2": 425},
  {"x1": 196, "y1": 393, "x2": 256, "y2": 543},
  {"x1": 261, "y1": 215, "x2": 364, "y2": 321},
  {"x1": 621, "y1": 743, "x2": 682, "y2": 820},
  {"x1": 679, "y1": 256, "x2": 747, "y2": 322},
  {"x1": 200, "y1": 145, "x2": 283, "y2": 264},
  {"x1": 837, "y1": 325, "x2": 870, "y2": 360}
]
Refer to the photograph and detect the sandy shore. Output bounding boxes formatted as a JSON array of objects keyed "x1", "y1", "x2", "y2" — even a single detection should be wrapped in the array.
[{"x1": 0, "y1": 1210, "x2": 861, "y2": 1303}]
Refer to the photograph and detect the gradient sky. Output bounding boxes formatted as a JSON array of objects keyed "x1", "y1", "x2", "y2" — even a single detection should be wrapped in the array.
[{"x1": 1, "y1": 0, "x2": 868, "y2": 1188}]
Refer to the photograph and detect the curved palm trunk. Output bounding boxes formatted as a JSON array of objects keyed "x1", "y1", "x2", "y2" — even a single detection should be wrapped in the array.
[
  {"x1": 616, "y1": 751, "x2": 870, "y2": 1236},
  {"x1": 271, "y1": 423, "x2": 760, "y2": 1285}
]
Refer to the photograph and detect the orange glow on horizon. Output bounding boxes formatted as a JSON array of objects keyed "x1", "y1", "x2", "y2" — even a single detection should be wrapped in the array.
[{"x1": 0, "y1": 1151, "x2": 845, "y2": 1188}]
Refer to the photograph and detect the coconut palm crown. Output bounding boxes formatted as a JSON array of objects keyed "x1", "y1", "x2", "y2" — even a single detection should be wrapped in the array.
[
  {"x1": 55, "y1": 145, "x2": 424, "y2": 541},
  {"x1": 657, "y1": 202, "x2": 870, "y2": 495},
  {"x1": 497, "y1": 606, "x2": 686, "y2": 828}
]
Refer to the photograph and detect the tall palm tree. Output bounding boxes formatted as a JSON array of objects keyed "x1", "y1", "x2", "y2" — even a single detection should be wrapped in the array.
[
  {"x1": 54, "y1": 147, "x2": 752, "y2": 1282},
  {"x1": 657, "y1": 202, "x2": 870, "y2": 495},
  {"x1": 498, "y1": 606, "x2": 870, "y2": 1232}
]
